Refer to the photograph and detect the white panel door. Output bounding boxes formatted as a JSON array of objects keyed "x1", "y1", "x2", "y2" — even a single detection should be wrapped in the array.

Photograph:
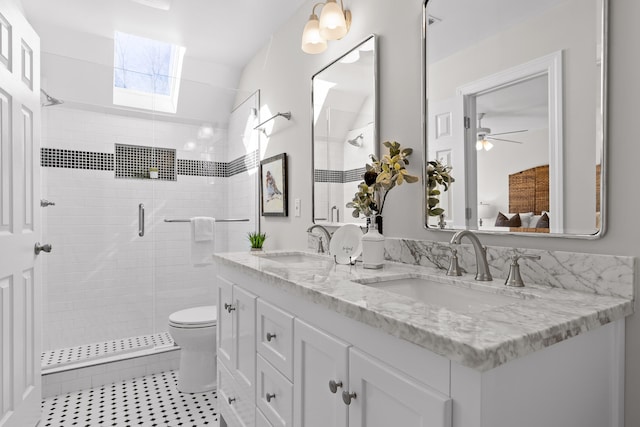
[
  {"x1": 347, "y1": 349, "x2": 452, "y2": 427},
  {"x1": 427, "y1": 96, "x2": 468, "y2": 228},
  {"x1": 0, "y1": 1, "x2": 41, "y2": 426},
  {"x1": 293, "y1": 319, "x2": 349, "y2": 427}
]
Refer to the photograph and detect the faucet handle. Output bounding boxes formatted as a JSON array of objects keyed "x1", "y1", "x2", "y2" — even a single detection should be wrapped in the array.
[
  {"x1": 446, "y1": 245, "x2": 463, "y2": 276},
  {"x1": 505, "y1": 253, "x2": 541, "y2": 287}
]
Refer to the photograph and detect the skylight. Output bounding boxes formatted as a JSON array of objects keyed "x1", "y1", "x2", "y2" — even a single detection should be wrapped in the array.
[{"x1": 113, "y1": 31, "x2": 186, "y2": 113}]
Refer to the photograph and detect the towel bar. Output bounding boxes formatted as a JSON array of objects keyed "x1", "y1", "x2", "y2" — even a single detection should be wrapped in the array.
[{"x1": 164, "y1": 218, "x2": 250, "y2": 223}]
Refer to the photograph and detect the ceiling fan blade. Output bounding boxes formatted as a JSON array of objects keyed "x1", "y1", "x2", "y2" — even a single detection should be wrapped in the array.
[
  {"x1": 486, "y1": 137, "x2": 524, "y2": 144},
  {"x1": 487, "y1": 129, "x2": 528, "y2": 136}
]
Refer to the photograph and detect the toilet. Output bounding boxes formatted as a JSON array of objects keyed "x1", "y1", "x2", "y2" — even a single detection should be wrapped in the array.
[{"x1": 168, "y1": 305, "x2": 217, "y2": 393}]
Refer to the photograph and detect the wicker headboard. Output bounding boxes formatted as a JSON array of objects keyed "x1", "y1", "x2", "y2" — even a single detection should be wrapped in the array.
[
  {"x1": 509, "y1": 165, "x2": 549, "y2": 215},
  {"x1": 509, "y1": 164, "x2": 602, "y2": 216}
]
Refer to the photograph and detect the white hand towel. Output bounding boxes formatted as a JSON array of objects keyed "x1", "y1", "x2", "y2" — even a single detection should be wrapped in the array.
[{"x1": 190, "y1": 217, "x2": 215, "y2": 266}]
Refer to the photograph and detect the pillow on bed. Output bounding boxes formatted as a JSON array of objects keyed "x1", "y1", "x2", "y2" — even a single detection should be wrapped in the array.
[
  {"x1": 495, "y1": 212, "x2": 522, "y2": 227},
  {"x1": 513, "y1": 212, "x2": 533, "y2": 227},
  {"x1": 535, "y1": 212, "x2": 549, "y2": 228}
]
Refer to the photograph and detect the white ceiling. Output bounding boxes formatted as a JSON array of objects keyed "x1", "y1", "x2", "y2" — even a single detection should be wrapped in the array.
[{"x1": 19, "y1": 0, "x2": 307, "y2": 69}]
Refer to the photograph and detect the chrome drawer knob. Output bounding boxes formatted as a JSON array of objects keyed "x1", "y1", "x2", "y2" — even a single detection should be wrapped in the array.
[
  {"x1": 266, "y1": 393, "x2": 276, "y2": 403},
  {"x1": 328, "y1": 380, "x2": 343, "y2": 394},
  {"x1": 266, "y1": 332, "x2": 277, "y2": 342},
  {"x1": 227, "y1": 397, "x2": 236, "y2": 405},
  {"x1": 342, "y1": 390, "x2": 356, "y2": 405},
  {"x1": 224, "y1": 303, "x2": 236, "y2": 313}
]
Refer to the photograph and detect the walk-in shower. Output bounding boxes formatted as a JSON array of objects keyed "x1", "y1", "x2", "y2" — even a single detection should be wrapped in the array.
[{"x1": 40, "y1": 53, "x2": 260, "y2": 376}]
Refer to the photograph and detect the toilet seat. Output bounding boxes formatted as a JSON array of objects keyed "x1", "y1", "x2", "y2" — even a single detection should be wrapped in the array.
[{"x1": 169, "y1": 305, "x2": 217, "y2": 329}]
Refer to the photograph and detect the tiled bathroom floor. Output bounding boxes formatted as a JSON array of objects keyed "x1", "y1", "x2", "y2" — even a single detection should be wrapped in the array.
[
  {"x1": 42, "y1": 332, "x2": 174, "y2": 369},
  {"x1": 41, "y1": 371, "x2": 217, "y2": 426}
]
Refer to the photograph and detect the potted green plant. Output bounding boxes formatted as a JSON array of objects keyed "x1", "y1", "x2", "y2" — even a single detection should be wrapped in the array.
[
  {"x1": 247, "y1": 231, "x2": 267, "y2": 251},
  {"x1": 148, "y1": 166, "x2": 159, "y2": 179}
]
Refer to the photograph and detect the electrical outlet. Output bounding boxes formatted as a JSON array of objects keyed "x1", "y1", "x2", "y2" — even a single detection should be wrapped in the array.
[{"x1": 295, "y1": 198, "x2": 301, "y2": 217}]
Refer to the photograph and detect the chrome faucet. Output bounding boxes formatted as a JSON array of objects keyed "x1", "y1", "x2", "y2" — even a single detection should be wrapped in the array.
[
  {"x1": 307, "y1": 224, "x2": 332, "y2": 254},
  {"x1": 449, "y1": 230, "x2": 492, "y2": 281}
]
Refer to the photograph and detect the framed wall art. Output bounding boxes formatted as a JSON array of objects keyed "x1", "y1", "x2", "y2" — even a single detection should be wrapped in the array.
[{"x1": 260, "y1": 153, "x2": 288, "y2": 216}]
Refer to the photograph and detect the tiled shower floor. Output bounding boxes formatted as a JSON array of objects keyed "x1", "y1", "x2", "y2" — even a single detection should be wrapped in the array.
[
  {"x1": 41, "y1": 371, "x2": 218, "y2": 426},
  {"x1": 42, "y1": 332, "x2": 174, "y2": 369}
]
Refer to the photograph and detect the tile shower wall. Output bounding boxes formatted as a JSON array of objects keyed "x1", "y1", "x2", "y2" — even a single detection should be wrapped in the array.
[{"x1": 41, "y1": 107, "x2": 229, "y2": 351}]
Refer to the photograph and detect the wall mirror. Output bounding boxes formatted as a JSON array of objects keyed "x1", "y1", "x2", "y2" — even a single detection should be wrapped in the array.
[
  {"x1": 312, "y1": 35, "x2": 378, "y2": 226},
  {"x1": 423, "y1": 0, "x2": 606, "y2": 237}
]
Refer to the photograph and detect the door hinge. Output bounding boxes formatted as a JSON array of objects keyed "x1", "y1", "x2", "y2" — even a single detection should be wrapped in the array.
[
  {"x1": 465, "y1": 207, "x2": 472, "y2": 220},
  {"x1": 464, "y1": 116, "x2": 471, "y2": 129}
]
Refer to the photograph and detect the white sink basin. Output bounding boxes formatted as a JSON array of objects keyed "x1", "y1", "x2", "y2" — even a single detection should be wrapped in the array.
[
  {"x1": 357, "y1": 276, "x2": 524, "y2": 313},
  {"x1": 254, "y1": 252, "x2": 331, "y2": 265}
]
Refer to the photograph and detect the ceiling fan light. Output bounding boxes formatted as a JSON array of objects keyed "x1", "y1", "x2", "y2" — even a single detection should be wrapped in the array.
[
  {"x1": 301, "y1": 14, "x2": 328, "y2": 54},
  {"x1": 484, "y1": 140, "x2": 494, "y2": 151},
  {"x1": 319, "y1": 0, "x2": 348, "y2": 40},
  {"x1": 476, "y1": 140, "x2": 483, "y2": 151}
]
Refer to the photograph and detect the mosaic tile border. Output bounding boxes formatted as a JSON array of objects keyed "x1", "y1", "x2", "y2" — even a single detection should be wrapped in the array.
[
  {"x1": 41, "y1": 147, "x2": 259, "y2": 178},
  {"x1": 314, "y1": 167, "x2": 366, "y2": 183},
  {"x1": 41, "y1": 148, "x2": 114, "y2": 171}
]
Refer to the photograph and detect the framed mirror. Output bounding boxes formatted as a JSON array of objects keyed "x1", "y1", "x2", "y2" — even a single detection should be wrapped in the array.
[
  {"x1": 312, "y1": 35, "x2": 378, "y2": 226},
  {"x1": 423, "y1": 0, "x2": 607, "y2": 237}
]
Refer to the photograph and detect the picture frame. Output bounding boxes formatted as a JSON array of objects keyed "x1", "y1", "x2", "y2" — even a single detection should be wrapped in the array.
[{"x1": 260, "y1": 153, "x2": 288, "y2": 216}]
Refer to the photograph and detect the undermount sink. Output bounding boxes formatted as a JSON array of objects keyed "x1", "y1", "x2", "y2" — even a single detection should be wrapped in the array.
[
  {"x1": 254, "y1": 252, "x2": 332, "y2": 265},
  {"x1": 356, "y1": 276, "x2": 525, "y2": 313}
]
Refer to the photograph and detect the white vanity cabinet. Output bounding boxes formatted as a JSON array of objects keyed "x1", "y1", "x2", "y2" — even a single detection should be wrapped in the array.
[
  {"x1": 216, "y1": 276, "x2": 257, "y2": 427},
  {"x1": 215, "y1": 262, "x2": 625, "y2": 427},
  {"x1": 293, "y1": 319, "x2": 451, "y2": 427}
]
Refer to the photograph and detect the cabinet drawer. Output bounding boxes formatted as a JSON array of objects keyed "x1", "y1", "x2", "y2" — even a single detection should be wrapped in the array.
[
  {"x1": 218, "y1": 360, "x2": 242, "y2": 427},
  {"x1": 257, "y1": 299, "x2": 294, "y2": 380},
  {"x1": 257, "y1": 354, "x2": 293, "y2": 427}
]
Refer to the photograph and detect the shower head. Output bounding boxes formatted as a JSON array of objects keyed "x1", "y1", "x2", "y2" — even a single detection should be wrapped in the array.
[
  {"x1": 347, "y1": 134, "x2": 364, "y2": 147},
  {"x1": 40, "y1": 89, "x2": 64, "y2": 107}
]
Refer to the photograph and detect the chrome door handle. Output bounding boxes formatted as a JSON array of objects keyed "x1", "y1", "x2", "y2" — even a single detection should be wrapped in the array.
[
  {"x1": 34, "y1": 242, "x2": 52, "y2": 255},
  {"x1": 328, "y1": 380, "x2": 343, "y2": 394},
  {"x1": 138, "y1": 203, "x2": 145, "y2": 237},
  {"x1": 266, "y1": 332, "x2": 277, "y2": 342}
]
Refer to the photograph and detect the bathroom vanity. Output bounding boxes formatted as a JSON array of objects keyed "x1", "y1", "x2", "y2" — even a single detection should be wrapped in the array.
[{"x1": 213, "y1": 249, "x2": 633, "y2": 427}]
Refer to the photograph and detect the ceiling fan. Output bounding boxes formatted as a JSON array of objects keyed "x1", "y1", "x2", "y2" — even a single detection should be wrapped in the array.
[{"x1": 476, "y1": 113, "x2": 527, "y2": 151}]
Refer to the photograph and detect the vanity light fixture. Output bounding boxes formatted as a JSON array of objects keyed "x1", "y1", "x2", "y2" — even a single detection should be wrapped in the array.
[{"x1": 301, "y1": 0, "x2": 352, "y2": 54}]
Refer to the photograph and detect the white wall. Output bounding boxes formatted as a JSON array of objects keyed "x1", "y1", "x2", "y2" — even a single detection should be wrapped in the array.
[{"x1": 238, "y1": 0, "x2": 640, "y2": 425}]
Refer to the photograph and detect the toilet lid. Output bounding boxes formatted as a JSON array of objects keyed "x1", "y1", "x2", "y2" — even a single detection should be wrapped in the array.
[{"x1": 169, "y1": 305, "x2": 217, "y2": 328}]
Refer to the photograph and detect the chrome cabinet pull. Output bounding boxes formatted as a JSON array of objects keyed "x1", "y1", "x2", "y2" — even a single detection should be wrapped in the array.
[
  {"x1": 227, "y1": 397, "x2": 236, "y2": 404},
  {"x1": 138, "y1": 203, "x2": 145, "y2": 237},
  {"x1": 266, "y1": 393, "x2": 276, "y2": 403},
  {"x1": 34, "y1": 242, "x2": 52, "y2": 255},
  {"x1": 266, "y1": 332, "x2": 277, "y2": 342},
  {"x1": 224, "y1": 303, "x2": 236, "y2": 313},
  {"x1": 328, "y1": 380, "x2": 343, "y2": 394},
  {"x1": 342, "y1": 390, "x2": 356, "y2": 405}
]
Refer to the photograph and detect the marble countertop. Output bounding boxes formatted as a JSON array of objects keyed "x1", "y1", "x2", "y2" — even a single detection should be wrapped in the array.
[{"x1": 212, "y1": 250, "x2": 634, "y2": 371}]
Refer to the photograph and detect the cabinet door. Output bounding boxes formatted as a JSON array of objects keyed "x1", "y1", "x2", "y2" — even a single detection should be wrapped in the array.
[
  {"x1": 293, "y1": 319, "x2": 349, "y2": 427},
  {"x1": 217, "y1": 276, "x2": 234, "y2": 369},
  {"x1": 233, "y1": 285, "x2": 257, "y2": 427},
  {"x1": 347, "y1": 349, "x2": 452, "y2": 427}
]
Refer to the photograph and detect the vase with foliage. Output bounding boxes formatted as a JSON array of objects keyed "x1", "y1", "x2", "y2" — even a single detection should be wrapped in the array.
[
  {"x1": 426, "y1": 160, "x2": 455, "y2": 218},
  {"x1": 347, "y1": 141, "x2": 420, "y2": 234},
  {"x1": 247, "y1": 231, "x2": 267, "y2": 251}
]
